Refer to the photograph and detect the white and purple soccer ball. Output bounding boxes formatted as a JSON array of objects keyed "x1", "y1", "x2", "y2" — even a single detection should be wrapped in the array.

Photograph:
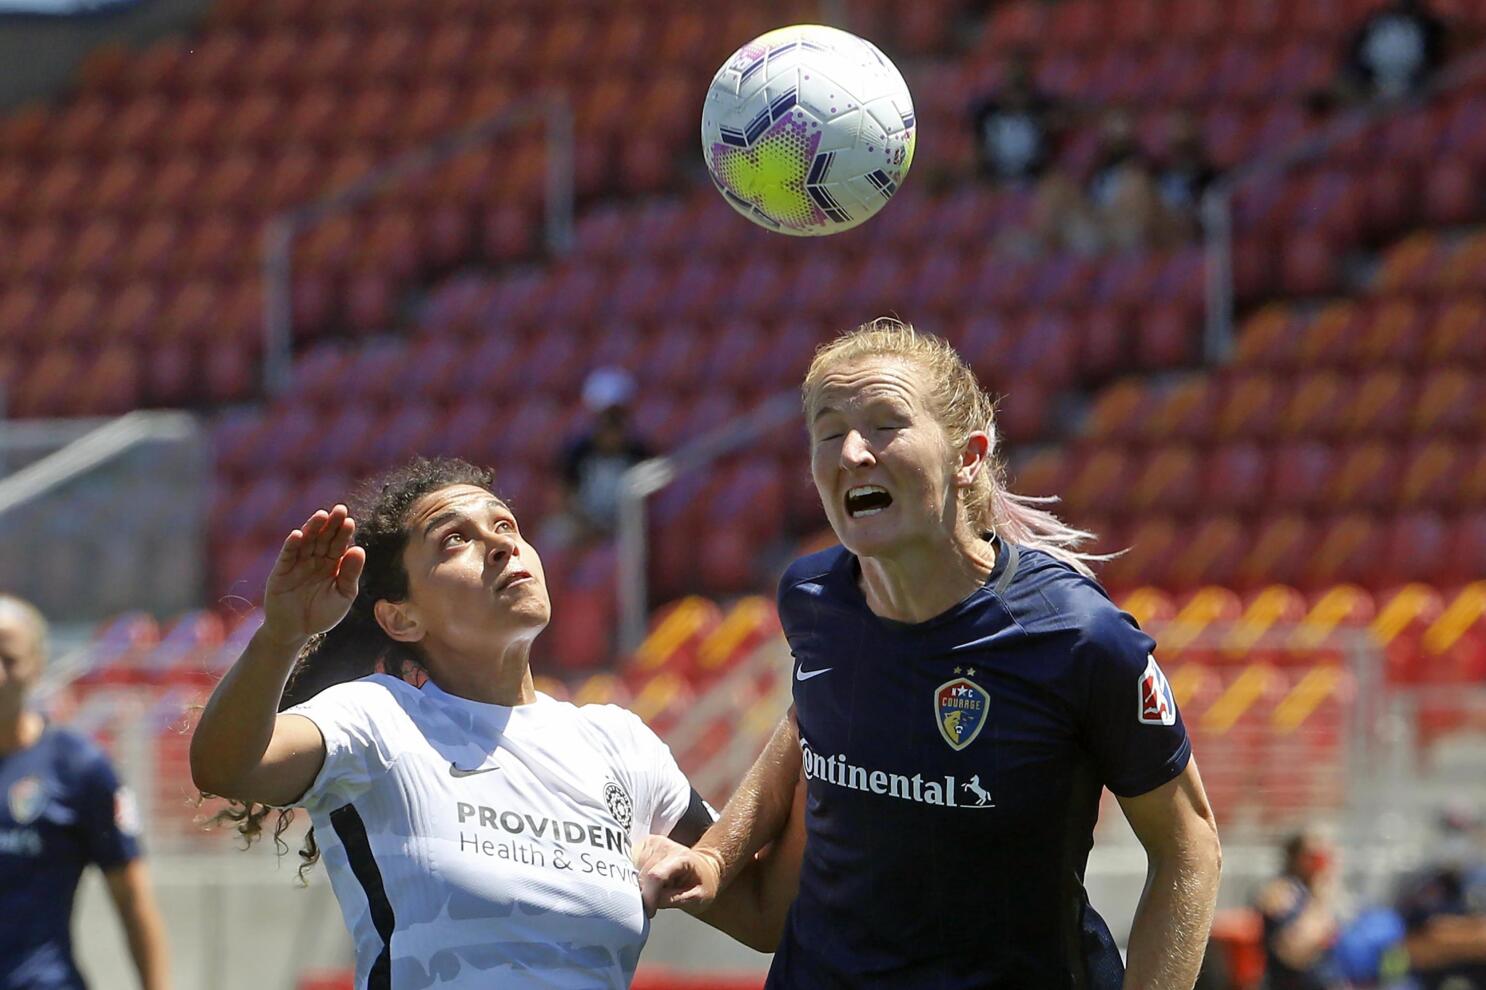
[{"x1": 702, "y1": 24, "x2": 916, "y2": 236}]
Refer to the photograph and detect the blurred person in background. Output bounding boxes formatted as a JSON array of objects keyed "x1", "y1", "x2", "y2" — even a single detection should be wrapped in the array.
[
  {"x1": 1154, "y1": 111, "x2": 1220, "y2": 242},
  {"x1": 1342, "y1": 0, "x2": 1449, "y2": 101},
  {"x1": 1083, "y1": 109, "x2": 1167, "y2": 252},
  {"x1": 1019, "y1": 109, "x2": 1167, "y2": 256},
  {"x1": 1255, "y1": 828, "x2": 1345, "y2": 990},
  {"x1": 639, "y1": 319, "x2": 1222, "y2": 988},
  {"x1": 190, "y1": 458, "x2": 796, "y2": 988},
  {"x1": 1395, "y1": 805, "x2": 1486, "y2": 989},
  {"x1": 970, "y1": 50, "x2": 1064, "y2": 185},
  {"x1": 543, "y1": 367, "x2": 653, "y2": 551},
  {"x1": 0, "y1": 596, "x2": 170, "y2": 990}
]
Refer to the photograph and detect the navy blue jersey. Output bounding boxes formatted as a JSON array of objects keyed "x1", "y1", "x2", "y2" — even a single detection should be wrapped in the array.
[
  {"x1": 1396, "y1": 865, "x2": 1486, "y2": 990},
  {"x1": 767, "y1": 540, "x2": 1191, "y2": 989},
  {"x1": 0, "y1": 723, "x2": 140, "y2": 990},
  {"x1": 1258, "y1": 877, "x2": 1339, "y2": 990}
]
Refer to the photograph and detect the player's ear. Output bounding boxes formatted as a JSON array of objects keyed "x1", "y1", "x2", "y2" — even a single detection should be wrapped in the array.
[
  {"x1": 954, "y1": 432, "x2": 991, "y2": 489},
  {"x1": 374, "y1": 599, "x2": 424, "y2": 644}
]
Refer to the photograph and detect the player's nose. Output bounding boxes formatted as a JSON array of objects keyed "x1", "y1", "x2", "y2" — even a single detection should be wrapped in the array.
[
  {"x1": 486, "y1": 534, "x2": 520, "y2": 568},
  {"x1": 840, "y1": 429, "x2": 876, "y2": 470}
]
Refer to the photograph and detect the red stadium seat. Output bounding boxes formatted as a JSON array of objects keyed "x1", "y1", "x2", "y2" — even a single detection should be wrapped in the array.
[
  {"x1": 1269, "y1": 442, "x2": 1337, "y2": 512},
  {"x1": 1147, "y1": 377, "x2": 1221, "y2": 446},
  {"x1": 1166, "y1": 517, "x2": 1248, "y2": 589},
  {"x1": 1063, "y1": 448, "x2": 1139, "y2": 518},
  {"x1": 1235, "y1": 515, "x2": 1317, "y2": 590},
  {"x1": 1326, "y1": 443, "x2": 1398, "y2": 512},
  {"x1": 1277, "y1": 371, "x2": 1348, "y2": 440},
  {"x1": 1128, "y1": 445, "x2": 1202, "y2": 516},
  {"x1": 1215, "y1": 373, "x2": 1284, "y2": 441},
  {"x1": 1202, "y1": 444, "x2": 1269, "y2": 515},
  {"x1": 1411, "y1": 369, "x2": 1481, "y2": 438},
  {"x1": 1301, "y1": 513, "x2": 1383, "y2": 589},
  {"x1": 1344, "y1": 369, "x2": 1416, "y2": 440},
  {"x1": 1100, "y1": 518, "x2": 1180, "y2": 591}
]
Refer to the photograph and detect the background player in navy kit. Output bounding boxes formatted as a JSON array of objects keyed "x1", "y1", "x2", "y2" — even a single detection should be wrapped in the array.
[
  {"x1": 0, "y1": 595, "x2": 171, "y2": 990},
  {"x1": 640, "y1": 319, "x2": 1222, "y2": 989}
]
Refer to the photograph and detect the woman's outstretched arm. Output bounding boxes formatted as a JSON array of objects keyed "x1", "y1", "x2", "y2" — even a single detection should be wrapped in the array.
[{"x1": 190, "y1": 505, "x2": 363, "y2": 806}]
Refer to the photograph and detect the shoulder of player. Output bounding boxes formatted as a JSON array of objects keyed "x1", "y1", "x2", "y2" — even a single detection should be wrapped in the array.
[
  {"x1": 293, "y1": 673, "x2": 423, "y2": 719},
  {"x1": 42, "y1": 723, "x2": 115, "y2": 776},
  {"x1": 777, "y1": 545, "x2": 848, "y2": 605},
  {"x1": 994, "y1": 544, "x2": 1127, "y2": 640},
  {"x1": 566, "y1": 701, "x2": 658, "y2": 748}
]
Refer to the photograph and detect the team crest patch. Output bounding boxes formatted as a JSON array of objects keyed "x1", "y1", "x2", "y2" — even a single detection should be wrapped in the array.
[
  {"x1": 114, "y1": 787, "x2": 141, "y2": 836},
  {"x1": 603, "y1": 779, "x2": 633, "y2": 832},
  {"x1": 8, "y1": 776, "x2": 45, "y2": 825},
  {"x1": 934, "y1": 677, "x2": 989, "y2": 751},
  {"x1": 1139, "y1": 654, "x2": 1177, "y2": 726}
]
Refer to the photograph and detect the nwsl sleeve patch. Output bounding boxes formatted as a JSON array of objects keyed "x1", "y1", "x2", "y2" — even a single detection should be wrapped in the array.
[{"x1": 1138, "y1": 654, "x2": 1177, "y2": 726}]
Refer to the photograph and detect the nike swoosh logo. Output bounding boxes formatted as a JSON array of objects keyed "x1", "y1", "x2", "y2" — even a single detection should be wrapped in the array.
[
  {"x1": 796, "y1": 666, "x2": 833, "y2": 681},
  {"x1": 448, "y1": 762, "x2": 501, "y2": 778}
]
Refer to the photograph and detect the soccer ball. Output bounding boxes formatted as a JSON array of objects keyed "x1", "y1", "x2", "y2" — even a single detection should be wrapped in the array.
[{"x1": 702, "y1": 24, "x2": 916, "y2": 236}]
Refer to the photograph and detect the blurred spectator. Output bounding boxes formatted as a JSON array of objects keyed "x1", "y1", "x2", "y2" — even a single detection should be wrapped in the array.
[
  {"x1": 1343, "y1": 0, "x2": 1448, "y2": 101},
  {"x1": 1089, "y1": 110, "x2": 1168, "y2": 252},
  {"x1": 1019, "y1": 109, "x2": 1165, "y2": 255},
  {"x1": 970, "y1": 51, "x2": 1063, "y2": 184},
  {"x1": 1394, "y1": 806, "x2": 1486, "y2": 989},
  {"x1": 540, "y1": 367, "x2": 652, "y2": 550},
  {"x1": 1154, "y1": 111, "x2": 1220, "y2": 240},
  {"x1": 1255, "y1": 828, "x2": 1345, "y2": 990}
]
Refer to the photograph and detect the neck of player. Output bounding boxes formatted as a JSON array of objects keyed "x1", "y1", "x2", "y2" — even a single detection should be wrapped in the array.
[
  {"x1": 422, "y1": 637, "x2": 539, "y2": 707},
  {"x1": 858, "y1": 524, "x2": 996, "y2": 624},
  {"x1": 0, "y1": 706, "x2": 43, "y2": 755}
]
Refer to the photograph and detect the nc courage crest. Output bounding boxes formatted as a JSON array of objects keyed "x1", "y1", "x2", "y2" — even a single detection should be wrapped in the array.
[{"x1": 935, "y1": 677, "x2": 989, "y2": 751}]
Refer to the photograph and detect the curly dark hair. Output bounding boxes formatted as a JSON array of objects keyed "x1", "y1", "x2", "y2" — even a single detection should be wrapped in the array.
[{"x1": 207, "y1": 457, "x2": 497, "y2": 880}]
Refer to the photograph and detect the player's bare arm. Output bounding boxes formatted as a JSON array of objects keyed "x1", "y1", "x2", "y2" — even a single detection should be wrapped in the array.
[
  {"x1": 1118, "y1": 759, "x2": 1222, "y2": 990},
  {"x1": 640, "y1": 708, "x2": 802, "y2": 915},
  {"x1": 190, "y1": 505, "x2": 364, "y2": 807},
  {"x1": 637, "y1": 773, "x2": 806, "y2": 951},
  {"x1": 104, "y1": 859, "x2": 172, "y2": 990}
]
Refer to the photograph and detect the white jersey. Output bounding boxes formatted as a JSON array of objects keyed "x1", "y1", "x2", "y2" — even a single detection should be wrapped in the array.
[{"x1": 283, "y1": 674, "x2": 694, "y2": 990}]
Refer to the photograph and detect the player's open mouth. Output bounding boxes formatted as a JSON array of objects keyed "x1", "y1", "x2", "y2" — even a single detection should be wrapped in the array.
[{"x1": 845, "y1": 485, "x2": 892, "y2": 518}]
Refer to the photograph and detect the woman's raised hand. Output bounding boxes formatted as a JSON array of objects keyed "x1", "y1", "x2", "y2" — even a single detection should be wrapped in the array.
[{"x1": 260, "y1": 505, "x2": 365, "y2": 647}]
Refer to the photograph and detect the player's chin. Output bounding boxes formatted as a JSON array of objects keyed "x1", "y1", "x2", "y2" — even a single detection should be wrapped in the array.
[{"x1": 834, "y1": 510, "x2": 901, "y2": 556}]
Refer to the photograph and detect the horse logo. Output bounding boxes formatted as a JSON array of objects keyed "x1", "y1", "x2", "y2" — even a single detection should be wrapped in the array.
[
  {"x1": 934, "y1": 677, "x2": 989, "y2": 751},
  {"x1": 962, "y1": 774, "x2": 995, "y2": 808}
]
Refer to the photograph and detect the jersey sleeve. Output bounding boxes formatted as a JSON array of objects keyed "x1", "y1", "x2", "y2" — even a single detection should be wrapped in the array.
[
  {"x1": 616, "y1": 709, "x2": 693, "y2": 838},
  {"x1": 281, "y1": 676, "x2": 404, "y2": 811},
  {"x1": 79, "y1": 747, "x2": 141, "y2": 870},
  {"x1": 1079, "y1": 606, "x2": 1192, "y2": 797}
]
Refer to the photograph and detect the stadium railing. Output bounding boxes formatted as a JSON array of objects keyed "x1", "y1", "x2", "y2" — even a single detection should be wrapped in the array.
[
  {"x1": 0, "y1": 410, "x2": 208, "y2": 619},
  {"x1": 616, "y1": 391, "x2": 799, "y2": 652},
  {"x1": 260, "y1": 95, "x2": 575, "y2": 394},
  {"x1": 1202, "y1": 42, "x2": 1486, "y2": 361}
]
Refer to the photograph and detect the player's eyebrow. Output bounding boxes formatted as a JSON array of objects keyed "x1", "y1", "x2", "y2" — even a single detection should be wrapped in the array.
[
  {"x1": 421, "y1": 499, "x2": 507, "y2": 538},
  {"x1": 812, "y1": 405, "x2": 839, "y2": 422}
]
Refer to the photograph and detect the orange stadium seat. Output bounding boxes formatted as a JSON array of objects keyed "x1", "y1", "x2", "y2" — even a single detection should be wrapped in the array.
[
  {"x1": 1427, "y1": 296, "x2": 1486, "y2": 366},
  {"x1": 1412, "y1": 368, "x2": 1482, "y2": 437},
  {"x1": 1326, "y1": 443, "x2": 1397, "y2": 511},
  {"x1": 1344, "y1": 369, "x2": 1415, "y2": 439},
  {"x1": 1166, "y1": 518, "x2": 1248, "y2": 589}
]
